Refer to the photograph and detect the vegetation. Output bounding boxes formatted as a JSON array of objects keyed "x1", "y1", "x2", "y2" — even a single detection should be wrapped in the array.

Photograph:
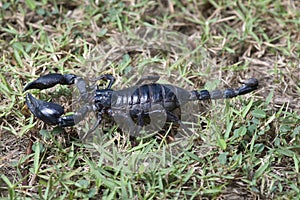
[{"x1": 0, "y1": 0, "x2": 299, "y2": 199}]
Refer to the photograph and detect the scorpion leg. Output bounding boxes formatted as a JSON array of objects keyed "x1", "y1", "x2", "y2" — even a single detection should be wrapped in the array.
[
  {"x1": 60, "y1": 104, "x2": 94, "y2": 127},
  {"x1": 92, "y1": 74, "x2": 115, "y2": 89},
  {"x1": 136, "y1": 110, "x2": 147, "y2": 127},
  {"x1": 166, "y1": 111, "x2": 193, "y2": 135},
  {"x1": 190, "y1": 78, "x2": 258, "y2": 100},
  {"x1": 81, "y1": 111, "x2": 103, "y2": 139}
]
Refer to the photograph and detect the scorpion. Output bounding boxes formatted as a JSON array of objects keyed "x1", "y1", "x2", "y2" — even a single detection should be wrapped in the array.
[{"x1": 23, "y1": 73, "x2": 258, "y2": 138}]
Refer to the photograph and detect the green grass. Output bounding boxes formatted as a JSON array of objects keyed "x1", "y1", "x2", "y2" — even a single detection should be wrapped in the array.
[{"x1": 1, "y1": 0, "x2": 299, "y2": 199}]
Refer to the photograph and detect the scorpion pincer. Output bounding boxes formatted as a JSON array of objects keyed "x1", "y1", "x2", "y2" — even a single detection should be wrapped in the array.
[{"x1": 23, "y1": 73, "x2": 258, "y2": 137}]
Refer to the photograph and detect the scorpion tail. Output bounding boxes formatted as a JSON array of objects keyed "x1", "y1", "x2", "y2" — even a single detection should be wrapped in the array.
[{"x1": 191, "y1": 78, "x2": 258, "y2": 100}]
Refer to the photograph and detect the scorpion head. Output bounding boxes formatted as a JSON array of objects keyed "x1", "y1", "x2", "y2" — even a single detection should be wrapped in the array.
[{"x1": 94, "y1": 89, "x2": 113, "y2": 109}]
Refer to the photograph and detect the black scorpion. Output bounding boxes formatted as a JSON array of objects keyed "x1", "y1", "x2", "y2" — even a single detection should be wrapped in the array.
[{"x1": 23, "y1": 74, "x2": 258, "y2": 138}]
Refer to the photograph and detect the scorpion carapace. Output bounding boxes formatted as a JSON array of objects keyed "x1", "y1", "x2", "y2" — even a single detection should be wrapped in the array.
[{"x1": 24, "y1": 73, "x2": 258, "y2": 137}]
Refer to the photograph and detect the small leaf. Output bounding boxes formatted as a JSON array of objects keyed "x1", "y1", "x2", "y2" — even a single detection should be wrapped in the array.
[
  {"x1": 33, "y1": 142, "x2": 41, "y2": 174},
  {"x1": 251, "y1": 109, "x2": 266, "y2": 118},
  {"x1": 276, "y1": 148, "x2": 295, "y2": 157},
  {"x1": 77, "y1": 179, "x2": 89, "y2": 188},
  {"x1": 1, "y1": 174, "x2": 13, "y2": 188},
  {"x1": 203, "y1": 187, "x2": 222, "y2": 194},
  {"x1": 293, "y1": 154, "x2": 299, "y2": 173},
  {"x1": 52, "y1": 126, "x2": 64, "y2": 135},
  {"x1": 234, "y1": 126, "x2": 247, "y2": 137},
  {"x1": 37, "y1": 8, "x2": 46, "y2": 16},
  {"x1": 265, "y1": 90, "x2": 274, "y2": 105},
  {"x1": 98, "y1": 28, "x2": 108, "y2": 37},
  {"x1": 218, "y1": 152, "x2": 227, "y2": 164},
  {"x1": 2, "y1": 2, "x2": 10, "y2": 9},
  {"x1": 1, "y1": 174, "x2": 15, "y2": 198},
  {"x1": 224, "y1": 121, "x2": 233, "y2": 139},
  {"x1": 279, "y1": 125, "x2": 291, "y2": 133},
  {"x1": 292, "y1": 126, "x2": 300, "y2": 137},
  {"x1": 254, "y1": 162, "x2": 269, "y2": 179},
  {"x1": 88, "y1": 188, "x2": 97, "y2": 198},
  {"x1": 44, "y1": 175, "x2": 53, "y2": 199},
  {"x1": 25, "y1": 0, "x2": 36, "y2": 10},
  {"x1": 13, "y1": 49, "x2": 23, "y2": 67},
  {"x1": 39, "y1": 129, "x2": 50, "y2": 138},
  {"x1": 184, "y1": 151, "x2": 202, "y2": 162},
  {"x1": 218, "y1": 138, "x2": 227, "y2": 150},
  {"x1": 253, "y1": 143, "x2": 265, "y2": 153},
  {"x1": 242, "y1": 98, "x2": 254, "y2": 118}
]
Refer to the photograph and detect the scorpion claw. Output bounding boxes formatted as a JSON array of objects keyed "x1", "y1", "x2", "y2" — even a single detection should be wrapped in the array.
[
  {"x1": 23, "y1": 73, "x2": 77, "y2": 91},
  {"x1": 26, "y1": 93, "x2": 64, "y2": 125}
]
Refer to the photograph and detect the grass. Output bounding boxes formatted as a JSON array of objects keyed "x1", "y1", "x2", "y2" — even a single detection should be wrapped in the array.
[{"x1": 0, "y1": 0, "x2": 299, "y2": 199}]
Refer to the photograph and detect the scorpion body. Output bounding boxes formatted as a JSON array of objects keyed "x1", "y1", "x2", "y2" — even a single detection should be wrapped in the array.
[{"x1": 24, "y1": 74, "x2": 258, "y2": 137}]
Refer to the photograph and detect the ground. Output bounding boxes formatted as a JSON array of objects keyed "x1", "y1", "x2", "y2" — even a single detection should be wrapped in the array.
[{"x1": 0, "y1": 0, "x2": 299, "y2": 199}]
